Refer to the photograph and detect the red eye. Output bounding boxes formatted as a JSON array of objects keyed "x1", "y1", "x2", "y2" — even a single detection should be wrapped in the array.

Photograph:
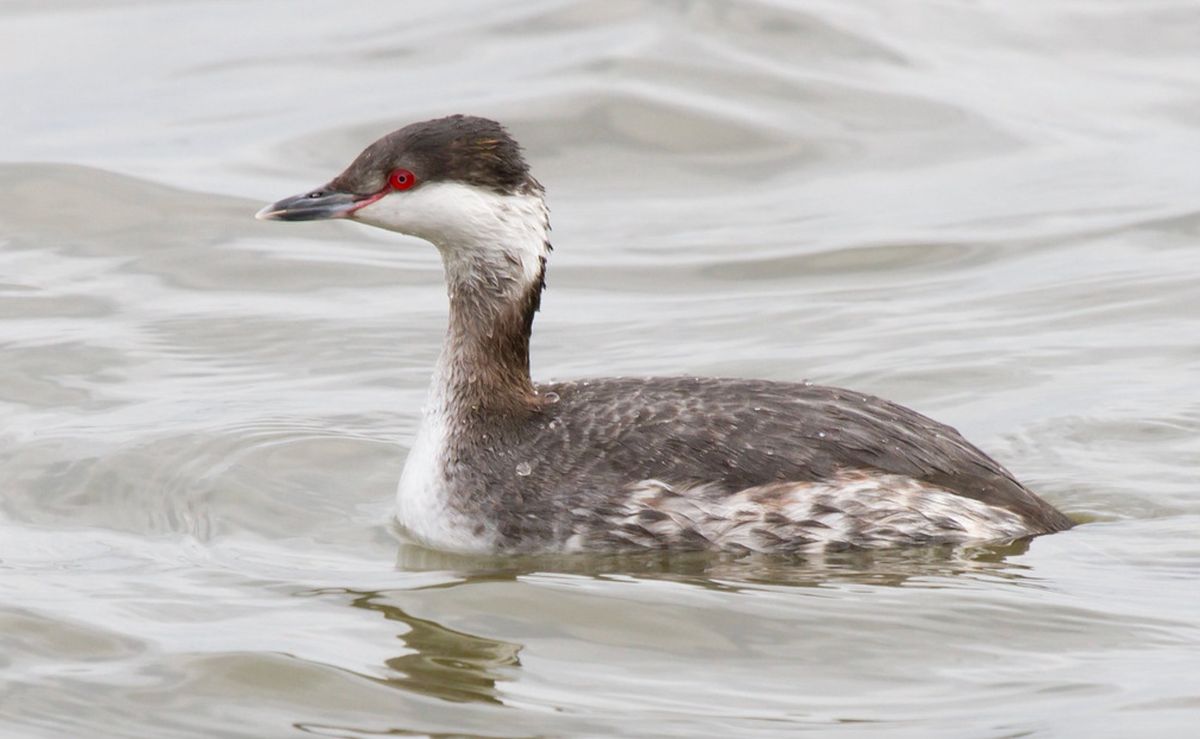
[{"x1": 388, "y1": 169, "x2": 416, "y2": 191}]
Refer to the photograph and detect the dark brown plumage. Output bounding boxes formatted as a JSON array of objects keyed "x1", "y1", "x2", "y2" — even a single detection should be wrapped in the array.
[
  {"x1": 330, "y1": 115, "x2": 537, "y2": 196},
  {"x1": 438, "y1": 305, "x2": 1075, "y2": 552},
  {"x1": 258, "y1": 114, "x2": 1074, "y2": 555}
]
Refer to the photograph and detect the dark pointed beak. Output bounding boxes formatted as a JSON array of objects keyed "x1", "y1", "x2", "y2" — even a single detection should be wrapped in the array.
[{"x1": 255, "y1": 187, "x2": 362, "y2": 222}]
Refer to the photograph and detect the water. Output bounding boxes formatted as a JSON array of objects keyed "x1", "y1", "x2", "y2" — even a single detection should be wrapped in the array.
[{"x1": 3, "y1": 1, "x2": 1199, "y2": 736}]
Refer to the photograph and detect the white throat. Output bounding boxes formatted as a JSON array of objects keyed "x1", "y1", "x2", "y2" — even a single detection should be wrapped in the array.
[
  {"x1": 363, "y1": 181, "x2": 549, "y2": 552},
  {"x1": 354, "y1": 181, "x2": 549, "y2": 300}
]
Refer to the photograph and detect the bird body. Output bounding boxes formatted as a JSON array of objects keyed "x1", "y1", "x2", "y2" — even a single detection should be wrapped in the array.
[{"x1": 258, "y1": 114, "x2": 1072, "y2": 554}]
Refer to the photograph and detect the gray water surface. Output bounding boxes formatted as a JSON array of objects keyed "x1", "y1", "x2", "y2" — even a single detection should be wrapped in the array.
[{"x1": 3, "y1": 2, "x2": 1200, "y2": 737}]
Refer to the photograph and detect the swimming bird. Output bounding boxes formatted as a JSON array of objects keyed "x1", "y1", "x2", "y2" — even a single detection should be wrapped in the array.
[{"x1": 257, "y1": 114, "x2": 1073, "y2": 554}]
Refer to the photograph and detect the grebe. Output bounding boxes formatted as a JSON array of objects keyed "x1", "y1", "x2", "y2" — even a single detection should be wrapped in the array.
[{"x1": 257, "y1": 115, "x2": 1073, "y2": 554}]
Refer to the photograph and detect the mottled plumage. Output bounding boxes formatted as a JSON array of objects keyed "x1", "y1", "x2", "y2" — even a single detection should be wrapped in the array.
[
  {"x1": 257, "y1": 115, "x2": 1074, "y2": 555},
  {"x1": 430, "y1": 376, "x2": 1072, "y2": 553}
]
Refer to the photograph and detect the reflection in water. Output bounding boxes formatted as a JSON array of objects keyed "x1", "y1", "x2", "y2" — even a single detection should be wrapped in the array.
[
  {"x1": 299, "y1": 538, "x2": 1037, "y2": 727},
  {"x1": 392, "y1": 538, "x2": 1035, "y2": 590},
  {"x1": 329, "y1": 587, "x2": 522, "y2": 705}
]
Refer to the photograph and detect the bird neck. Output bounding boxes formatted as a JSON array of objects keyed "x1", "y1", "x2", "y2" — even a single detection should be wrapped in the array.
[{"x1": 430, "y1": 190, "x2": 550, "y2": 419}]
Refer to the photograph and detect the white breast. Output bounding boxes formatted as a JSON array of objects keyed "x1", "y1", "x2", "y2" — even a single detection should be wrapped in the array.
[{"x1": 395, "y1": 393, "x2": 494, "y2": 553}]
